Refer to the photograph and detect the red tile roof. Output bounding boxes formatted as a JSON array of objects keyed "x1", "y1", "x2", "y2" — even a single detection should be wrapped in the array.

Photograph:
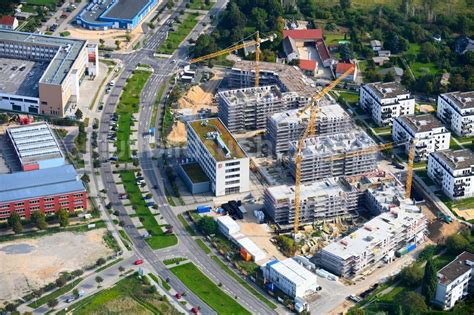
[
  {"x1": 299, "y1": 59, "x2": 317, "y2": 71},
  {"x1": 0, "y1": 16, "x2": 16, "y2": 26},
  {"x1": 283, "y1": 29, "x2": 323, "y2": 41},
  {"x1": 336, "y1": 62, "x2": 355, "y2": 74},
  {"x1": 316, "y1": 40, "x2": 330, "y2": 61}
]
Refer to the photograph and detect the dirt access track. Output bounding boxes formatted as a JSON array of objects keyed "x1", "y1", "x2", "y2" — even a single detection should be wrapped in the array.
[{"x1": 0, "y1": 229, "x2": 113, "y2": 304}]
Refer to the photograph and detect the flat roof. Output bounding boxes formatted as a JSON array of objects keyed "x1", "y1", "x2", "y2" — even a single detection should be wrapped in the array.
[
  {"x1": 440, "y1": 91, "x2": 474, "y2": 110},
  {"x1": 216, "y1": 215, "x2": 240, "y2": 232},
  {"x1": 79, "y1": 0, "x2": 114, "y2": 24},
  {"x1": 364, "y1": 81, "x2": 410, "y2": 99},
  {"x1": 0, "y1": 165, "x2": 84, "y2": 203},
  {"x1": 218, "y1": 85, "x2": 283, "y2": 106},
  {"x1": 103, "y1": 0, "x2": 151, "y2": 20},
  {"x1": 432, "y1": 149, "x2": 474, "y2": 170},
  {"x1": 0, "y1": 58, "x2": 48, "y2": 97},
  {"x1": 266, "y1": 178, "x2": 350, "y2": 202},
  {"x1": 236, "y1": 237, "x2": 266, "y2": 261},
  {"x1": 270, "y1": 104, "x2": 348, "y2": 126},
  {"x1": 0, "y1": 30, "x2": 87, "y2": 86},
  {"x1": 7, "y1": 122, "x2": 63, "y2": 165},
  {"x1": 291, "y1": 130, "x2": 376, "y2": 159},
  {"x1": 397, "y1": 114, "x2": 445, "y2": 133},
  {"x1": 268, "y1": 258, "x2": 318, "y2": 285},
  {"x1": 232, "y1": 60, "x2": 318, "y2": 97},
  {"x1": 188, "y1": 118, "x2": 246, "y2": 162},
  {"x1": 438, "y1": 251, "x2": 474, "y2": 285},
  {"x1": 320, "y1": 210, "x2": 425, "y2": 260},
  {"x1": 181, "y1": 162, "x2": 209, "y2": 183}
]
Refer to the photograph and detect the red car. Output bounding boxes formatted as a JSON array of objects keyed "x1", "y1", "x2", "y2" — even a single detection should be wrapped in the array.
[
  {"x1": 134, "y1": 259, "x2": 144, "y2": 265},
  {"x1": 175, "y1": 293, "x2": 181, "y2": 299},
  {"x1": 191, "y1": 307, "x2": 199, "y2": 314}
]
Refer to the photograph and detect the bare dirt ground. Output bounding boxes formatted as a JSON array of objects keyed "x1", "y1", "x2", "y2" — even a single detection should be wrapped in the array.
[
  {"x1": 421, "y1": 204, "x2": 463, "y2": 244},
  {"x1": 419, "y1": 104, "x2": 436, "y2": 113},
  {"x1": 0, "y1": 229, "x2": 113, "y2": 304}
]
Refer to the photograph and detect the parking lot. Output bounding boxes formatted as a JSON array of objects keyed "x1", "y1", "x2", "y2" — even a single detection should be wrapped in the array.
[{"x1": 0, "y1": 57, "x2": 48, "y2": 97}]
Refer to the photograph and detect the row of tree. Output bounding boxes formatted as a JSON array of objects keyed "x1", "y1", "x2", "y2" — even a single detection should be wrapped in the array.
[{"x1": 7, "y1": 209, "x2": 69, "y2": 234}]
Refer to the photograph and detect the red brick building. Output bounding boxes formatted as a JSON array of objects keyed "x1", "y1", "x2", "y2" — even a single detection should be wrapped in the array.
[{"x1": 0, "y1": 165, "x2": 86, "y2": 220}]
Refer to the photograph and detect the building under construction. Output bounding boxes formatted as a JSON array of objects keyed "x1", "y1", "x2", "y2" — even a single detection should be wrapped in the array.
[
  {"x1": 217, "y1": 85, "x2": 308, "y2": 133},
  {"x1": 314, "y1": 208, "x2": 427, "y2": 278},
  {"x1": 288, "y1": 130, "x2": 378, "y2": 183},
  {"x1": 228, "y1": 60, "x2": 317, "y2": 98},
  {"x1": 263, "y1": 178, "x2": 362, "y2": 230},
  {"x1": 267, "y1": 104, "x2": 353, "y2": 155}
]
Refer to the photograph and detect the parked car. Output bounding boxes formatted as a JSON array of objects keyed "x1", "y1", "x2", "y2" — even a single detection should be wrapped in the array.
[{"x1": 134, "y1": 259, "x2": 144, "y2": 265}]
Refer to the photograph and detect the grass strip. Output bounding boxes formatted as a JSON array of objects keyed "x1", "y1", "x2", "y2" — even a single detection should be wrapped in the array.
[
  {"x1": 121, "y1": 171, "x2": 178, "y2": 249},
  {"x1": 210, "y1": 256, "x2": 277, "y2": 310},
  {"x1": 95, "y1": 258, "x2": 123, "y2": 273},
  {"x1": 28, "y1": 278, "x2": 83, "y2": 308},
  {"x1": 171, "y1": 263, "x2": 250, "y2": 314},
  {"x1": 196, "y1": 239, "x2": 211, "y2": 254},
  {"x1": 178, "y1": 214, "x2": 195, "y2": 235},
  {"x1": 157, "y1": 13, "x2": 200, "y2": 54}
]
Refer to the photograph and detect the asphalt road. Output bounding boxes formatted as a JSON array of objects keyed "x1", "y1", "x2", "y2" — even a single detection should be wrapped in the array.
[{"x1": 97, "y1": 1, "x2": 276, "y2": 314}]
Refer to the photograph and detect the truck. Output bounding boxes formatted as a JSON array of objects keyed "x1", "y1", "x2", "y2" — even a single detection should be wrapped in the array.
[
  {"x1": 436, "y1": 211, "x2": 453, "y2": 223},
  {"x1": 196, "y1": 205, "x2": 212, "y2": 213}
]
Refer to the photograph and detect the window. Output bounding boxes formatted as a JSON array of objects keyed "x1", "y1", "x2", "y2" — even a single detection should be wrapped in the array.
[
  {"x1": 15, "y1": 202, "x2": 24, "y2": 207},
  {"x1": 73, "y1": 193, "x2": 83, "y2": 198},
  {"x1": 45, "y1": 204, "x2": 55, "y2": 209},
  {"x1": 29, "y1": 200, "x2": 39, "y2": 205},
  {"x1": 226, "y1": 161, "x2": 240, "y2": 167},
  {"x1": 44, "y1": 197, "x2": 55, "y2": 202},
  {"x1": 225, "y1": 167, "x2": 239, "y2": 173},
  {"x1": 30, "y1": 206, "x2": 40, "y2": 211},
  {"x1": 225, "y1": 173, "x2": 239, "y2": 179},
  {"x1": 59, "y1": 201, "x2": 69, "y2": 207},
  {"x1": 59, "y1": 195, "x2": 69, "y2": 200},
  {"x1": 226, "y1": 179, "x2": 240, "y2": 185}
]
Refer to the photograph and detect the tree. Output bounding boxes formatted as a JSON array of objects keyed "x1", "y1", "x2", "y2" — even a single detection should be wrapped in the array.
[
  {"x1": 118, "y1": 266, "x2": 125, "y2": 273},
  {"x1": 72, "y1": 288, "x2": 80, "y2": 299},
  {"x1": 95, "y1": 276, "x2": 103, "y2": 287},
  {"x1": 446, "y1": 233, "x2": 469, "y2": 255},
  {"x1": 251, "y1": 7, "x2": 268, "y2": 31},
  {"x1": 31, "y1": 211, "x2": 48, "y2": 230},
  {"x1": 340, "y1": 0, "x2": 351, "y2": 10},
  {"x1": 47, "y1": 298, "x2": 58, "y2": 309},
  {"x1": 339, "y1": 44, "x2": 355, "y2": 61},
  {"x1": 422, "y1": 259, "x2": 437, "y2": 304},
  {"x1": 274, "y1": 235, "x2": 297, "y2": 256},
  {"x1": 347, "y1": 308, "x2": 365, "y2": 315},
  {"x1": 8, "y1": 211, "x2": 23, "y2": 234},
  {"x1": 115, "y1": 40, "x2": 121, "y2": 50},
  {"x1": 383, "y1": 71, "x2": 395, "y2": 82},
  {"x1": 57, "y1": 208, "x2": 69, "y2": 227},
  {"x1": 99, "y1": 38, "x2": 105, "y2": 47},
  {"x1": 197, "y1": 216, "x2": 218, "y2": 235},
  {"x1": 5, "y1": 303, "x2": 16, "y2": 312},
  {"x1": 75, "y1": 108, "x2": 83, "y2": 120},
  {"x1": 96, "y1": 257, "x2": 106, "y2": 266},
  {"x1": 193, "y1": 34, "x2": 218, "y2": 58},
  {"x1": 399, "y1": 264, "x2": 423, "y2": 287},
  {"x1": 55, "y1": 277, "x2": 66, "y2": 287},
  {"x1": 81, "y1": 173, "x2": 90, "y2": 183},
  {"x1": 396, "y1": 291, "x2": 427, "y2": 315}
]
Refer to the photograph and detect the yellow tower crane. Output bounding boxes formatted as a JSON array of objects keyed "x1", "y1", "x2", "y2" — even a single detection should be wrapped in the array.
[
  {"x1": 189, "y1": 32, "x2": 275, "y2": 87},
  {"x1": 293, "y1": 68, "x2": 355, "y2": 236},
  {"x1": 405, "y1": 140, "x2": 416, "y2": 200}
]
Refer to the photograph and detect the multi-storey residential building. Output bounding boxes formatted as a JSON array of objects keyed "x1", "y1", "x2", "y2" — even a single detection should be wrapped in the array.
[
  {"x1": 437, "y1": 91, "x2": 474, "y2": 137},
  {"x1": 262, "y1": 258, "x2": 319, "y2": 298},
  {"x1": 0, "y1": 30, "x2": 99, "y2": 116},
  {"x1": 288, "y1": 131, "x2": 377, "y2": 183},
  {"x1": 428, "y1": 149, "x2": 474, "y2": 200},
  {"x1": 7, "y1": 122, "x2": 65, "y2": 171},
  {"x1": 314, "y1": 209, "x2": 427, "y2": 278},
  {"x1": 217, "y1": 85, "x2": 307, "y2": 133},
  {"x1": 186, "y1": 118, "x2": 249, "y2": 196},
  {"x1": 434, "y1": 251, "x2": 474, "y2": 309},
  {"x1": 267, "y1": 104, "x2": 352, "y2": 155},
  {"x1": 264, "y1": 179, "x2": 361, "y2": 229},
  {"x1": 392, "y1": 114, "x2": 451, "y2": 160},
  {"x1": 0, "y1": 165, "x2": 86, "y2": 220},
  {"x1": 360, "y1": 82, "x2": 415, "y2": 126}
]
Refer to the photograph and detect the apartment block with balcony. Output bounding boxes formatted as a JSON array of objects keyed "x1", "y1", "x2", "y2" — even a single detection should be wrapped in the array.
[
  {"x1": 434, "y1": 251, "x2": 474, "y2": 309},
  {"x1": 186, "y1": 118, "x2": 249, "y2": 196},
  {"x1": 428, "y1": 149, "x2": 474, "y2": 200},
  {"x1": 313, "y1": 209, "x2": 427, "y2": 278},
  {"x1": 437, "y1": 91, "x2": 474, "y2": 137},
  {"x1": 267, "y1": 104, "x2": 353, "y2": 155},
  {"x1": 360, "y1": 82, "x2": 415, "y2": 127},
  {"x1": 392, "y1": 114, "x2": 451, "y2": 160}
]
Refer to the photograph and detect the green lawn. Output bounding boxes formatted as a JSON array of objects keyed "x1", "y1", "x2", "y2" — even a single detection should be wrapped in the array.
[
  {"x1": 196, "y1": 238, "x2": 211, "y2": 254},
  {"x1": 210, "y1": 256, "x2": 277, "y2": 310},
  {"x1": 453, "y1": 134, "x2": 474, "y2": 144},
  {"x1": 178, "y1": 213, "x2": 196, "y2": 235},
  {"x1": 115, "y1": 70, "x2": 151, "y2": 162},
  {"x1": 120, "y1": 171, "x2": 177, "y2": 249},
  {"x1": 171, "y1": 263, "x2": 250, "y2": 314},
  {"x1": 157, "y1": 13, "x2": 200, "y2": 54},
  {"x1": 26, "y1": 0, "x2": 57, "y2": 4},
  {"x1": 324, "y1": 32, "x2": 349, "y2": 45},
  {"x1": 67, "y1": 274, "x2": 179, "y2": 315},
  {"x1": 149, "y1": 81, "x2": 168, "y2": 129},
  {"x1": 163, "y1": 257, "x2": 187, "y2": 265},
  {"x1": 189, "y1": 0, "x2": 214, "y2": 10},
  {"x1": 28, "y1": 278, "x2": 82, "y2": 308},
  {"x1": 450, "y1": 138, "x2": 462, "y2": 150},
  {"x1": 405, "y1": 43, "x2": 440, "y2": 77},
  {"x1": 337, "y1": 91, "x2": 360, "y2": 104}
]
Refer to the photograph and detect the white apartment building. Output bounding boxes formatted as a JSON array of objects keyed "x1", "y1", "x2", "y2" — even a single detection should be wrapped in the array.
[
  {"x1": 262, "y1": 258, "x2": 319, "y2": 298},
  {"x1": 267, "y1": 104, "x2": 352, "y2": 155},
  {"x1": 428, "y1": 149, "x2": 474, "y2": 200},
  {"x1": 186, "y1": 118, "x2": 250, "y2": 196},
  {"x1": 314, "y1": 209, "x2": 427, "y2": 278},
  {"x1": 360, "y1": 82, "x2": 415, "y2": 127},
  {"x1": 437, "y1": 91, "x2": 474, "y2": 137},
  {"x1": 434, "y1": 251, "x2": 474, "y2": 309},
  {"x1": 392, "y1": 114, "x2": 451, "y2": 160}
]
